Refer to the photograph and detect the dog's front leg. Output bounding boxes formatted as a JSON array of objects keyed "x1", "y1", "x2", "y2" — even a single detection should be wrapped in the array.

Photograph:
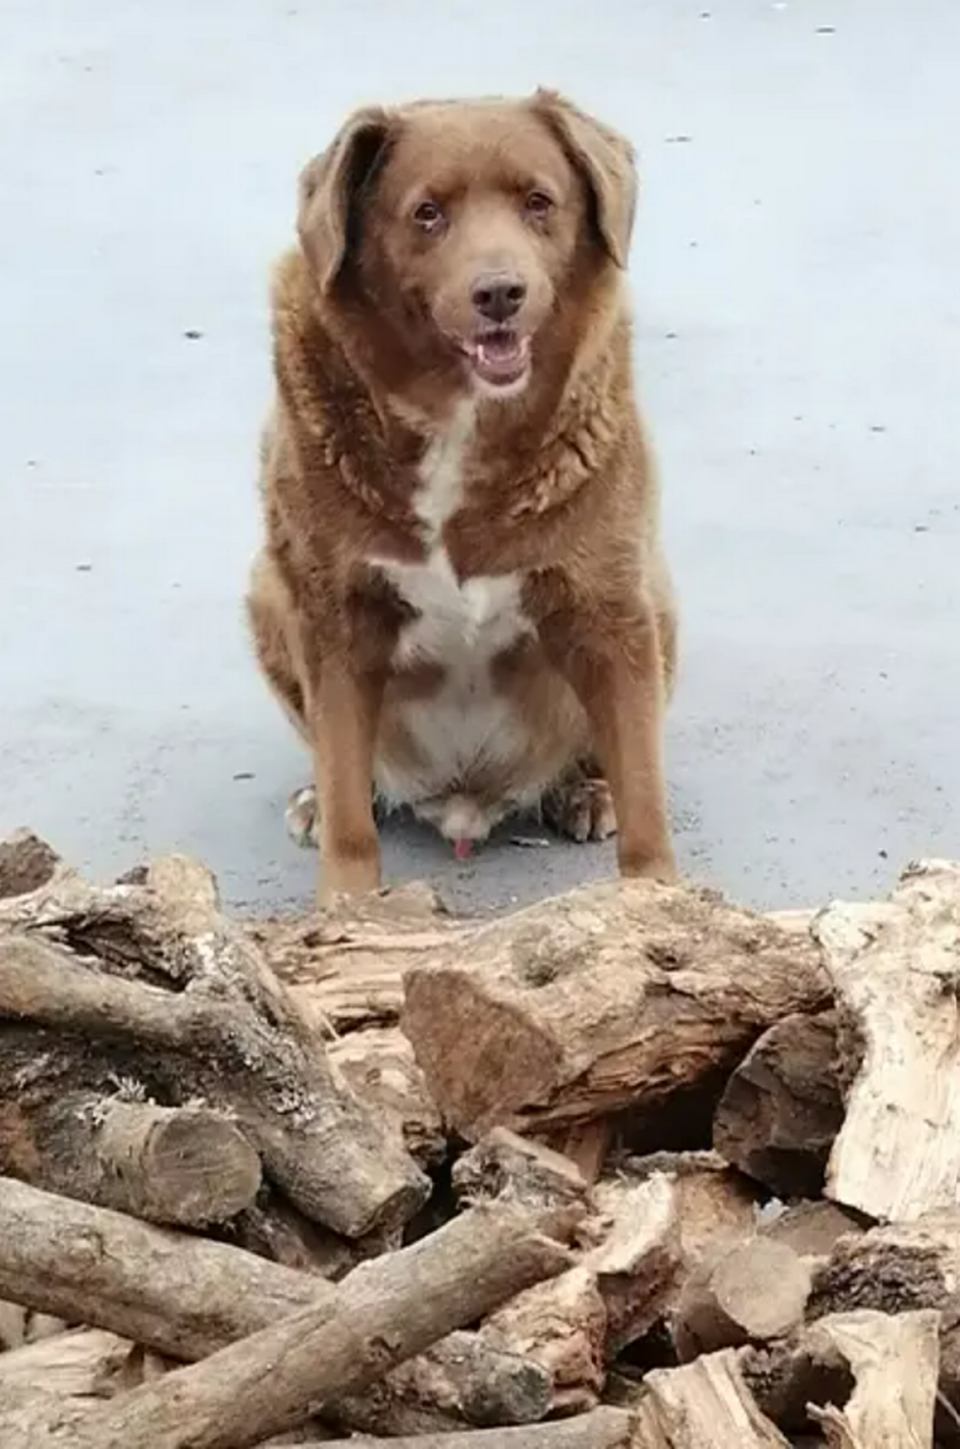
[
  {"x1": 545, "y1": 605, "x2": 676, "y2": 883},
  {"x1": 310, "y1": 659, "x2": 383, "y2": 904}
]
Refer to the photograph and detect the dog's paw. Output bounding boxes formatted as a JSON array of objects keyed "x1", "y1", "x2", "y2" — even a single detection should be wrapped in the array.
[
  {"x1": 285, "y1": 784, "x2": 319, "y2": 849},
  {"x1": 543, "y1": 775, "x2": 617, "y2": 844}
]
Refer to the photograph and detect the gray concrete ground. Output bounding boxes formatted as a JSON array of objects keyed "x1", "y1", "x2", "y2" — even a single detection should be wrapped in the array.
[{"x1": 2, "y1": 0, "x2": 957, "y2": 917}]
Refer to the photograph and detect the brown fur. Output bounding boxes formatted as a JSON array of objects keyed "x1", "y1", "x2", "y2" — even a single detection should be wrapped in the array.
[{"x1": 247, "y1": 90, "x2": 678, "y2": 902}]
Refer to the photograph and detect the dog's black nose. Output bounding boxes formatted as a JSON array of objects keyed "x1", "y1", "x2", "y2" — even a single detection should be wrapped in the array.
[{"x1": 471, "y1": 273, "x2": 527, "y2": 322}]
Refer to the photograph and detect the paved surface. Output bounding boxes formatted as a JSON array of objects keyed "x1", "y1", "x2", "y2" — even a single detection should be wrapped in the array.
[{"x1": 2, "y1": 0, "x2": 958, "y2": 917}]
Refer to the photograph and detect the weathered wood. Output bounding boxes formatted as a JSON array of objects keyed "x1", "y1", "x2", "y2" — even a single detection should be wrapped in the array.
[
  {"x1": 670, "y1": 1238, "x2": 811, "y2": 1361},
  {"x1": 617, "y1": 1150, "x2": 759, "y2": 1265},
  {"x1": 329, "y1": 1025, "x2": 445, "y2": 1169},
  {"x1": 816, "y1": 859, "x2": 960, "y2": 1222},
  {"x1": 713, "y1": 1011, "x2": 843, "y2": 1197},
  {"x1": 334, "y1": 1331, "x2": 553, "y2": 1433},
  {"x1": 452, "y1": 1128, "x2": 589, "y2": 1216},
  {"x1": 760, "y1": 1199, "x2": 863, "y2": 1262},
  {"x1": 633, "y1": 1348, "x2": 791, "y2": 1446},
  {"x1": 227, "y1": 1186, "x2": 367, "y2": 1280},
  {"x1": 0, "y1": 1175, "x2": 331, "y2": 1360},
  {"x1": 313, "y1": 1408, "x2": 635, "y2": 1448},
  {"x1": 0, "y1": 1327, "x2": 142, "y2": 1400},
  {"x1": 0, "y1": 1177, "x2": 563, "y2": 1437},
  {"x1": 250, "y1": 882, "x2": 465, "y2": 1034},
  {"x1": 0, "y1": 829, "x2": 60, "y2": 898},
  {"x1": 0, "y1": 847, "x2": 429, "y2": 1236},
  {"x1": 745, "y1": 1310, "x2": 939, "y2": 1448},
  {"x1": 482, "y1": 1173, "x2": 680, "y2": 1413},
  {"x1": 806, "y1": 1212, "x2": 960, "y2": 1431},
  {"x1": 43, "y1": 1204, "x2": 571, "y2": 1449},
  {"x1": 402, "y1": 879, "x2": 828, "y2": 1140},
  {"x1": 0, "y1": 1036, "x2": 261, "y2": 1225}
]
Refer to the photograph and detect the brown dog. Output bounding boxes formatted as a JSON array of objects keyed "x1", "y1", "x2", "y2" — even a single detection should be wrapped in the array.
[{"x1": 247, "y1": 90, "x2": 678, "y2": 903}]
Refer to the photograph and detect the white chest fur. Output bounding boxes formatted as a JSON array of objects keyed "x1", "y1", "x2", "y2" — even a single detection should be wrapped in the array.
[{"x1": 370, "y1": 401, "x2": 535, "y2": 815}]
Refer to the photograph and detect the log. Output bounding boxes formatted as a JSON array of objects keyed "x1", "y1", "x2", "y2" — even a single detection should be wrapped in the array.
[
  {"x1": 42, "y1": 1203, "x2": 571, "y2": 1449},
  {"x1": 249, "y1": 881, "x2": 466, "y2": 1034},
  {"x1": 314, "y1": 1408, "x2": 635, "y2": 1448},
  {"x1": 616, "y1": 1150, "x2": 759, "y2": 1265},
  {"x1": 452, "y1": 1128, "x2": 589, "y2": 1216},
  {"x1": 0, "y1": 1028, "x2": 261, "y2": 1225},
  {"x1": 328, "y1": 1025, "x2": 446, "y2": 1169},
  {"x1": 0, "y1": 1175, "x2": 331, "y2": 1360},
  {"x1": 402, "y1": 879, "x2": 828, "y2": 1139},
  {"x1": 760, "y1": 1199, "x2": 862, "y2": 1262},
  {"x1": 815, "y1": 859, "x2": 960, "y2": 1221},
  {"x1": 713, "y1": 1011, "x2": 844, "y2": 1197},
  {"x1": 0, "y1": 1326, "x2": 141, "y2": 1400},
  {"x1": 633, "y1": 1348, "x2": 791, "y2": 1446},
  {"x1": 481, "y1": 1172, "x2": 680, "y2": 1413},
  {"x1": 227, "y1": 1186, "x2": 368, "y2": 1280},
  {"x1": 806, "y1": 1213, "x2": 960, "y2": 1433},
  {"x1": 333, "y1": 1331, "x2": 553, "y2": 1434},
  {"x1": 0, "y1": 828, "x2": 60, "y2": 898},
  {"x1": 669, "y1": 1238, "x2": 811, "y2": 1361},
  {"x1": 0, "y1": 846, "x2": 430, "y2": 1236},
  {"x1": 0, "y1": 1178, "x2": 556, "y2": 1436},
  {"x1": 745, "y1": 1310, "x2": 939, "y2": 1448}
]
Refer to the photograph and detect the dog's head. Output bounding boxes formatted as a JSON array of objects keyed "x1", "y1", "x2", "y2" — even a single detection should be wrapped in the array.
[{"x1": 297, "y1": 92, "x2": 636, "y2": 399}]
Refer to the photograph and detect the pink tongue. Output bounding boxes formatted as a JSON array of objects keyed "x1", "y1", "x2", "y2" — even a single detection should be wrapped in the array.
[{"x1": 454, "y1": 838, "x2": 473, "y2": 861}]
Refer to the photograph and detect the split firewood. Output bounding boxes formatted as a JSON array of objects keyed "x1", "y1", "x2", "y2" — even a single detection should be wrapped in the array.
[
  {"x1": 249, "y1": 881, "x2": 466, "y2": 1034},
  {"x1": 615, "y1": 1150, "x2": 759, "y2": 1265},
  {"x1": 481, "y1": 1172, "x2": 680, "y2": 1413},
  {"x1": 0, "y1": 842, "x2": 429, "y2": 1237},
  {"x1": 0, "y1": 1327, "x2": 144, "y2": 1401},
  {"x1": 329, "y1": 1025, "x2": 446, "y2": 1169},
  {"x1": 314, "y1": 1407, "x2": 635, "y2": 1448},
  {"x1": 633, "y1": 1348, "x2": 791, "y2": 1446},
  {"x1": 0, "y1": 1177, "x2": 562, "y2": 1436},
  {"x1": 806, "y1": 1213, "x2": 960, "y2": 1430},
  {"x1": 452, "y1": 1128, "x2": 590, "y2": 1217},
  {"x1": 815, "y1": 859, "x2": 960, "y2": 1222},
  {"x1": 713, "y1": 1011, "x2": 844, "y2": 1198},
  {"x1": 0, "y1": 1026, "x2": 261, "y2": 1226},
  {"x1": 402, "y1": 878, "x2": 828, "y2": 1140},
  {"x1": 669, "y1": 1237, "x2": 812, "y2": 1361},
  {"x1": 744, "y1": 1310, "x2": 939, "y2": 1448},
  {"x1": 30, "y1": 1203, "x2": 571, "y2": 1449}
]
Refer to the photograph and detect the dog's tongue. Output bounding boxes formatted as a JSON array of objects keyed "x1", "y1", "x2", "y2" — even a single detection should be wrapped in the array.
[
  {"x1": 473, "y1": 333, "x2": 529, "y2": 385},
  {"x1": 454, "y1": 838, "x2": 473, "y2": 861}
]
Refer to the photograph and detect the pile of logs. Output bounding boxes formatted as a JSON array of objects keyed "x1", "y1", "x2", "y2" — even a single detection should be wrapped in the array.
[{"x1": 1, "y1": 827, "x2": 959, "y2": 1447}]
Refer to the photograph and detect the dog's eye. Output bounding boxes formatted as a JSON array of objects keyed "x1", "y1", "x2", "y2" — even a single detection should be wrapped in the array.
[
  {"x1": 525, "y1": 190, "x2": 554, "y2": 217},
  {"x1": 413, "y1": 200, "x2": 445, "y2": 232}
]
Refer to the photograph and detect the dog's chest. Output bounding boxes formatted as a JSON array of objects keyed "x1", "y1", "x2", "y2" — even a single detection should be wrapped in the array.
[{"x1": 376, "y1": 403, "x2": 531, "y2": 673}]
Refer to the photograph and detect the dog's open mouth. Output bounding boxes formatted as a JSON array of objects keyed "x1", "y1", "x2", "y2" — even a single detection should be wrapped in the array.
[{"x1": 460, "y1": 330, "x2": 531, "y2": 388}]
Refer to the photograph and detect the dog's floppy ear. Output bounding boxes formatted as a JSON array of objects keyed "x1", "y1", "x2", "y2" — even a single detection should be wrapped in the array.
[
  {"x1": 533, "y1": 90, "x2": 637, "y2": 268},
  {"x1": 297, "y1": 106, "x2": 393, "y2": 293}
]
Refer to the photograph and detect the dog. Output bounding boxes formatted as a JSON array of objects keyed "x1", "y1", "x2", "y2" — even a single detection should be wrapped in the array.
[{"x1": 247, "y1": 90, "x2": 678, "y2": 903}]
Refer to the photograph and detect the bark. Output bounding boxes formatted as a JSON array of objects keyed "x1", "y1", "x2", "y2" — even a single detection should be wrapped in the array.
[
  {"x1": 669, "y1": 1238, "x2": 812, "y2": 1361},
  {"x1": 401, "y1": 878, "x2": 828, "y2": 1140},
  {"x1": 0, "y1": 847, "x2": 429, "y2": 1236},
  {"x1": 633, "y1": 1348, "x2": 791, "y2": 1446},
  {"x1": 713, "y1": 1011, "x2": 843, "y2": 1198},
  {"x1": 41, "y1": 1203, "x2": 570, "y2": 1449},
  {"x1": 816, "y1": 859, "x2": 960, "y2": 1222},
  {"x1": 745, "y1": 1310, "x2": 939, "y2": 1448},
  {"x1": 313, "y1": 1409, "x2": 634, "y2": 1449},
  {"x1": 452, "y1": 1128, "x2": 589, "y2": 1216},
  {"x1": 0, "y1": 1031, "x2": 261, "y2": 1226}
]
